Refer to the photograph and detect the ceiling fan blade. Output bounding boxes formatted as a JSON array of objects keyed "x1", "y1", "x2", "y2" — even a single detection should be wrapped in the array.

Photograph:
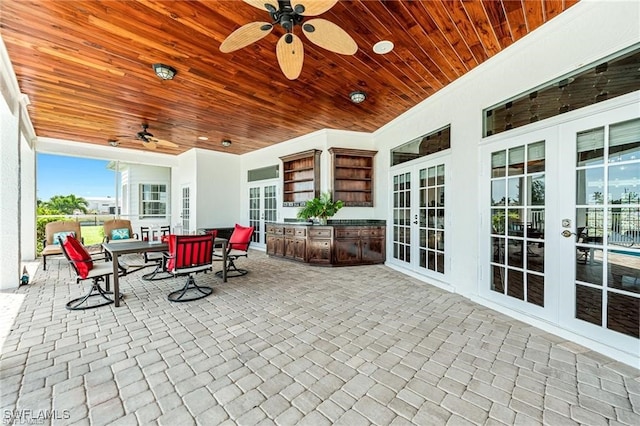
[
  {"x1": 242, "y1": 0, "x2": 279, "y2": 12},
  {"x1": 220, "y1": 22, "x2": 273, "y2": 53},
  {"x1": 292, "y1": 0, "x2": 338, "y2": 16},
  {"x1": 152, "y1": 138, "x2": 179, "y2": 148},
  {"x1": 302, "y1": 18, "x2": 357, "y2": 55},
  {"x1": 276, "y1": 33, "x2": 304, "y2": 80},
  {"x1": 142, "y1": 140, "x2": 157, "y2": 150}
]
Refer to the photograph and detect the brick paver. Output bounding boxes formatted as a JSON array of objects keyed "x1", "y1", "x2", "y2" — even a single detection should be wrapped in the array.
[{"x1": 1, "y1": 251, "x2": 639, "y2": 424}]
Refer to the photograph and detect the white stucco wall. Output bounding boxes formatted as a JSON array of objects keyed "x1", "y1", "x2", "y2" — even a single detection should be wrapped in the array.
[
  {"x1": 0, "y1": 100, "x2": 20, "y2": 289},
  {"x1": 196, "y1": 149, "x2": 242, "y2": 229},
  {"x1": 372, "y1": 0, "x2": 640, "y2": 298},
  {"x1": 172, "y1": 148, "x2": 242, "y2": 232},
  {"x1": 240, "y1": 129, "x2": 378, "y2": 222}
]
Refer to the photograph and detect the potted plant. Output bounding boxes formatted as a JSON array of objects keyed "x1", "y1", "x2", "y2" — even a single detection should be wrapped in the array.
[{"x1": 297, "y1": 192, "x2": 344, "y2": 225}]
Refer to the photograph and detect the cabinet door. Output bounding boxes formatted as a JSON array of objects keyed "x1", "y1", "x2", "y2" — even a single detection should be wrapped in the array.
[
  {"x1": 307, "y1": 238, "x2": 332, "y2": 264},
  {"x1": 334, "y1": 239, "x2": 361, "y2": 264},
  {"x1": 362, "y1": 237, "x2": 385, "y2": 264},
  {"x1": 293, "y1": 238, "x2": 307, "y2": 261},
  {"x1": 266, "y1": 235, "x2": 284, "y2": 256}
]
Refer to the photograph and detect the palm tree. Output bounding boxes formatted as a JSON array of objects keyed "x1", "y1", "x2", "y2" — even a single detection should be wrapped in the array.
[{"x1": 45, "y1": 194, "x2": 89, "y2": 214}]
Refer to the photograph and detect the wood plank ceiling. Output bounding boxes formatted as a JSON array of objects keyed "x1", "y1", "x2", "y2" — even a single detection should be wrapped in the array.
[{"x1": 1, "y1": 0, "x2": 578, "y2": 155}]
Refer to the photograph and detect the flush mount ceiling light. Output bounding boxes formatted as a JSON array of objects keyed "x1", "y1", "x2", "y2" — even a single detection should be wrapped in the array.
[
  {"x1": 373, "y1": 40, "x2": 394, "y2": 54},
  {"x1": 152, "y1": 63, "x2": 177, "y2": 80},
  {"x1": 221, "y1": 139, "x2": 232, "y2": 147},
  {"x1": 108, "y1": 139, "x2": 119, "y2": 147},
  {"x1": 349, "y1": 91, "x2": 367, "y2": 104}
]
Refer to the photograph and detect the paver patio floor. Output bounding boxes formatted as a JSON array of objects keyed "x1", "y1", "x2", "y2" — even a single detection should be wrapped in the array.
[{"x1": 1, "y1": 251, "x2": 639, "y2": 425}]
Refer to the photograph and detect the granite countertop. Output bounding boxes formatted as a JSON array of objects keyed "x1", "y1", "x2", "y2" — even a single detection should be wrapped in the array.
[{"x1": 273, "y1": 219, "x2": 387, "y2": 226}]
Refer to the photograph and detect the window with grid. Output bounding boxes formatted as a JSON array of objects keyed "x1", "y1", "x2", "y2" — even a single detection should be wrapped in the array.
[{"x1": 139, "y1": 184, "x2": 167, "y2": 219}]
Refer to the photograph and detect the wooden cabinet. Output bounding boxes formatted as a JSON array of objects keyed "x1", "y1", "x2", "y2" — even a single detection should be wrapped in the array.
[
  {"x1": 266, "y1": 224, "x2": 285, "y2": 256},
  {"x1": 329, "y1": 147, "x2": 377, "y2": 207},
  {"x1": 266, "y1": 223, "x2": 385, "y2": 266},
  {"x1": 307, "y1": 227, "x2": 333, "y2": 264},
  {"x1": 280, "y1": 149, "x2": 321, "y2": 207},
  {"x1": 334, "y1": 226, "x2": 385, "y2": 265},
  {"x1": 284, "y1": 226, "x2": 307, "y2": 261}
]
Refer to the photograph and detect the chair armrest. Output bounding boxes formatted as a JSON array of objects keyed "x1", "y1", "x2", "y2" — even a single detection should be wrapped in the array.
[{"x1": 103, "y1": 236, "x2": 110, "y2": 243}]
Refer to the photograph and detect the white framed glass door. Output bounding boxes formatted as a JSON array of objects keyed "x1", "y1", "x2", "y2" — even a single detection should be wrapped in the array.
[
  {"x1": 482, "y1": 127, "x2": 556, "y2": 320},
  {"x1": 181, "y1": 185, "x2": 190, "y2": 234},
  {"x1": 389, "y1": 159, "x2": 449, "y2": 280},
  {"x1": 249, "y1": 180, "x2": 278, "y2": 249},
  {"x1": 557, "y1": 104, "x2": 639, "y2": 354},
  {"x1": 481, "y1": 98, "x2": 639, "y2": 359}
]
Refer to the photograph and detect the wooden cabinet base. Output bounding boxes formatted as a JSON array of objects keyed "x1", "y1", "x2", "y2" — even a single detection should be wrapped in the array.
[{"x1": 266, "y1": 223, "x2": 385, "y2": 266}]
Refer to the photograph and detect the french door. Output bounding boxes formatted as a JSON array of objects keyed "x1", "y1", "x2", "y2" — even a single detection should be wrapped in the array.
[
  {"x1": 389, "y1": 158, "x2": 449, "y2": 281},
  {"x1": 181, "y1": 185, "x2": 190, "y2": 234},
  {"x1": 482, "y1": 100, "x2": 639, "y2": 357},
  {"x1": 248, "y1": 181, "x2": 278, "y2": 249}
]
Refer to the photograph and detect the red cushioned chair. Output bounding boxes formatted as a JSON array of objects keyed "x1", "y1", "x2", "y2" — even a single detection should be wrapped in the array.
[
  {"x1": 59, "y1": 235, "x2": 123, "y2": 310},
  {"x1": 164, "y1": 234, "x2": 215, "y2": 302},
  {"x1": 213, "y1": 224, "x2": 255, "y2": 278}
]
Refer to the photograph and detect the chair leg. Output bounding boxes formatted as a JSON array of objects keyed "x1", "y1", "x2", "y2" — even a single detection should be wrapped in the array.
[
  {"x1": 142, "y1": 261, "x2": 171, "y2": 281},
  {"x1": 215, "y1": 257, "x2": 248, "y2": 278},
  {"x1": 167, "y1": 275, "x2": 213, "y2": 302},
  {"x1": 66, "y1": 276, "x2": 123, "y2": 310},
  {"x1": 43, "y1": 255, "x2": 47, "y2": 271}
]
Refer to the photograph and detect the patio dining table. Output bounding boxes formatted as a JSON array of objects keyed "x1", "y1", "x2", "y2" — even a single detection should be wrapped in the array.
[{"x1": 102, "y1": 238, "x2": 228, "y2": 307}]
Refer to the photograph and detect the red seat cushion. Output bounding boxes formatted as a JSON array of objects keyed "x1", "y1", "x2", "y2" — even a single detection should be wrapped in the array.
[
  {"x1": 62, "y1": 235, "x2": 94, "y2": 279},
  {"x1": 229, "y1": 224, "x2": 254, "y2": 252}
]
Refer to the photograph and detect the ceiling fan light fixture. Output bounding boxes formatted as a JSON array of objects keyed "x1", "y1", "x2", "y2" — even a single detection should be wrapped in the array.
[
  {"x1": 152, "y1": 63, "x2": 177, "y2": 80},
  {"x1": 349, "y1": 91, "x2": 367, "y2": 104},
  {"x1": 221, "y1": 139, "x2": 232, "y2": 147}
]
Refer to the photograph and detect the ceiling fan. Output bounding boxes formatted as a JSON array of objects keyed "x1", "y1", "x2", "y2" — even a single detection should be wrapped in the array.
[
  {"x1": 220, "y1": 0, "x2": 358, "y2": 80},
  {"x1": 135, "y1": 123, "x2": 179, "y2": 150}
]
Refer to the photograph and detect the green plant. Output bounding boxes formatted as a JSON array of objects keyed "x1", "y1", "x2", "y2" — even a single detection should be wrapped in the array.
[{"x1": 297, "y1": 192, "x2": 344, "y2": 222}]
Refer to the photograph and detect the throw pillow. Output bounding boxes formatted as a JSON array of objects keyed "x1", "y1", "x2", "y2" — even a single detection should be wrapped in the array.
[
  {"x1": 111, "y1": 228, "x2": 130, "y2": 240},
  {"x1": 62, "y1": 235, "x2": 94, "y2": 279},
  {"x1": 52, "y1": 231, "x2": 75, "y2": 245},
  {"x1": 229, "y1": 224, "x2": 254, "y2": 252}
]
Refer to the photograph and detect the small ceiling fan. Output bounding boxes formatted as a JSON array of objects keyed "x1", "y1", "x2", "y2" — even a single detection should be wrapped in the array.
[
  {"x1": 220, "y1": 0, "x2": 357, "y2": 80},
  {"x1": 135, "y1": 123, "x2": 179, "y2": 150}
]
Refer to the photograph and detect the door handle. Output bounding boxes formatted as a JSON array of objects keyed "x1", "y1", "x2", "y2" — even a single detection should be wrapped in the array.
[{"x1": 561, "y1": 230, "x2": 576, "y2": 238}]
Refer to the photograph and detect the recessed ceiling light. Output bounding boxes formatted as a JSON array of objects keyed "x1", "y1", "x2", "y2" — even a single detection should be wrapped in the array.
[
  {"x1": 198, "y1": 136, "x2": 208, "y2": 141},
  {"x1": 373, "y1": 40, "x2": 394, "y2": 55},
  {"x1": 221, "y1": 139, "x2": 232, "y2": 147}
]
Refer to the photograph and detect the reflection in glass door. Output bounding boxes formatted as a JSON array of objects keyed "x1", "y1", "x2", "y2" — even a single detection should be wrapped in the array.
[
  {"x1": 489, "y1": 141, "x2": 546, "y2": 308},
  {"x1": 573, "y1": 118, "x2": 639, "y2": 340},
  {"x1": 249, "y1": 183, "x2": 277, "y2": 249},
  {"x1": 391, "y1": 162, "x2": 447, "y2": 277}
]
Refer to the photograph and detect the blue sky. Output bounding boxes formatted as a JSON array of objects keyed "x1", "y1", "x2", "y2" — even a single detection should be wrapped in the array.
[{"x1": 37, "y1": 154, "x2": 115, "y2": 201}]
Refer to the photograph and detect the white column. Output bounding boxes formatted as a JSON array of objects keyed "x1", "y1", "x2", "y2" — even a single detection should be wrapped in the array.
[
  {"x1": 0, "y1": 98, "x2": 21, "y2": 289},
  {"x1": 20, "y1": 130, "x2": 36, "y2": 261}
]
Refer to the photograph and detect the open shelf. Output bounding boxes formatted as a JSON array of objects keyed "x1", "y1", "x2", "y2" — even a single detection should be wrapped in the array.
[
  {"x1": 329, "y1": 147, "x2": 377, "y2": 207},
  {"x1": 280, "y1": 149, "x2": 321, "y2": 207}
]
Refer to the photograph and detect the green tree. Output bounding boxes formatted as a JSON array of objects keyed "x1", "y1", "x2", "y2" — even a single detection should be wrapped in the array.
[{"x1": 45, "y1": 194, "x2": 89, "y2": 214}]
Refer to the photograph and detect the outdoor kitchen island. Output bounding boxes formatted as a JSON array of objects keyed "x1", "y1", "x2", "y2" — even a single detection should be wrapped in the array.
[{"x1": 266, "y1": 220, "x2": 386, "y2": 266}]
